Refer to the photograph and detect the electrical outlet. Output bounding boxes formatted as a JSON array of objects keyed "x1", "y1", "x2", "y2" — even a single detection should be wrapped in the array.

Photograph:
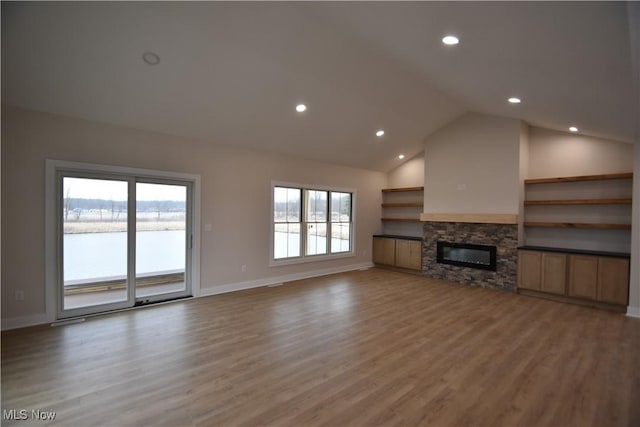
[
  {"x1": 204, "y1": 224, "x2": 213, "y2": 232},
  {"x1": 241, "y1": 264, "x2": 247, "y2": 273},
  {"x1": 457, "y1": 183, "x2": 467, "y2": 191},
  {"x1": 15, "y1": 290, "x2": 24, "y2": 301}
]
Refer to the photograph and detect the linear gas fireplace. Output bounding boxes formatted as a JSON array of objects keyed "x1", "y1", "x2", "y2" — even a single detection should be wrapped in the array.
[
  {"x1": 423, "y1": 221, "x2": 517, "y2": 290},
  {"x1": 437, "y1": 241, "x2": 497, "y2": 271}
]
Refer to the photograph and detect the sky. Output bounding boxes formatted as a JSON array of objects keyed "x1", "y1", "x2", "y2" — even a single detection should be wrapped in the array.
[{"x1": 63, "y1": 177, "x2": 186, "y2": 201}]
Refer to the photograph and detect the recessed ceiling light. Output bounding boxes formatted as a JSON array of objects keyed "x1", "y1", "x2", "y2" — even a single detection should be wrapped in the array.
[
  {"x1": 442, "y1": 35, "x2": 459, "y2": 45},
  {"x1": 295, "y1": 104, "x2": 307, "y2": 113},
  {"x1": 376, "y1": 130, "x2": 385, "y2": 137},
  {"x1": 569, "y1": 126, "x2": 579, "y2": 132},
  {"x1": 398, "y1": 154, "x2": 405, "y2": 160},
  {"x1": 142, "y1": 52, "x2": 160, "y2": 65},
  {"x1": 508, "y1": 97, "x2": 522, "y2": 104}
]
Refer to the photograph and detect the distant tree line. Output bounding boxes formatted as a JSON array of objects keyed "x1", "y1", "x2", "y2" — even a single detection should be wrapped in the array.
[{"x1": 63, "y1": 198, "x2": 185, "y2": 221}]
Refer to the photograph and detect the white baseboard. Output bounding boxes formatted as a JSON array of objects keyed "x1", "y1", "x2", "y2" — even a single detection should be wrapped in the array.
[
  {"x1": 2, "y1": 262, "x2": 374, "y2": 330},
  {"x1": 200, "y1": 262, "x2": 374, "y2": 297},
  {"x1": 1, "y1": 313, "x2": 49, "y2": 331},
  {"x1": 627, "y1": 306, "x2": 640, "y2": 318}
]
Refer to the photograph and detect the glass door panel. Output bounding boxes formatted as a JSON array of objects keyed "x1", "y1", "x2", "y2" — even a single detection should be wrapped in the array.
[
  {"x1": 61, "y1": 176, "x2": 130, "y2": 312},
  {"x1": 135, "y1": 182, "x2": 189, "y2": 301}
]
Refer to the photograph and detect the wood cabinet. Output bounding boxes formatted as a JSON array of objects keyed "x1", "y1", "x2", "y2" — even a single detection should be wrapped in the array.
[
  {"x1": 519, "y1": 251, "x2": 566, "y2": 294},
  {"x1": 373, "y1": 237, "x2": 396, "y2": 266},
  {"x1": 541, "y1": 253, "x2": 567, "y2": 295},
  {"x1": 518, "y1": 248, "x2": 629, "y2": 308},
  {"x1": 518, "y1": 251, "x2": 542, "y2": 291},
  {"x1": 597, "y1": 257, "x2": 630, "y2": 305},
  {"x1": 568, "y1": 255, "x2": 598, "y2": 300},
  {"x1": 395, "y1": 240, "x2": 422, "y2": 270},
  {"x1": 373, "y1": 237, "x2": 421, "y2": 271}
]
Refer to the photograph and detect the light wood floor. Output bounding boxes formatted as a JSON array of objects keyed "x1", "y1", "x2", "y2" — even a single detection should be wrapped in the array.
[{"x1": 2, "y1": 268, "x2": 639, "y2": 427}]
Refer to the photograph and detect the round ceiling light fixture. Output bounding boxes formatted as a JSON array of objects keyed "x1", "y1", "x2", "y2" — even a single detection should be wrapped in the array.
[
  {"x1": 508, "y1": 97, "x2": 522, "y2": 104},
  {"x1": 142, "y1": 51, "x2": 161, "y2": 65},
  {"x1": 295, "y1": 104, "x2": 307, "y2": 113},
  {"x1": 376, "y1": 130, "x2": 385, "y2": 137},
  {"x1": 442, "y1": 35, "x2": 460, "y2": 45},
  {"x1": 569, "y1": 126, "x2": 579, "y2": 132},
  {"x1": 398, "y1": 154, "x2": 405, "y2": 160}
]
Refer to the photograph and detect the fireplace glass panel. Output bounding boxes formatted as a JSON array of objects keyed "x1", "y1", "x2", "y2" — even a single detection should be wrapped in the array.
[
  {"x1": 442, "y1": 247, "x2": 491, "y2": 266},
  {"x1": 436, "y1": 241, "x2": 497, "y2": 271}
]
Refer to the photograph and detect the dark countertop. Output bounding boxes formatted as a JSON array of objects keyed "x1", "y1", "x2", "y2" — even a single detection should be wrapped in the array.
[
  {"x1": 373, "y1": 234, "x2": 422, "y2": 241},
  {"x1": 518, "y1": 245, "x2": 630, "y2": 258}
]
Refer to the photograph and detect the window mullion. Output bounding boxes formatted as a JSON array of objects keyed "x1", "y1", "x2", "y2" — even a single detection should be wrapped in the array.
[
  {"x1": 327, "y1": 191, "x2": 332, "y2": 254},
  {"x1": 301, "y1": 189, "x2": 306, "y2": 257}
]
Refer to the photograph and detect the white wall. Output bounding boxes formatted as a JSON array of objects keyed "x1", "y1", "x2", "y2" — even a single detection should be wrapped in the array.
[
  {"x1": 629, "y1": 142, "x2": 640, "y2": 317},
  {"x1": 528, "y1": 127, "x2": 633, "y2": 178},
  {"x1": 518, "y1": 123, "x2": 530, "y2": 244},
  {"x1": 387, "y1": 154, "x2": 424, "y2": 188},
  {"x1": 1, "y1": 106, "x2": 386, "y2": 326},
  {"x1": 627, "y1": 0, "x2": 640, "y2": 318},
  {"x1": 423, "y1": 112, "x2": 521, "y2": 214}
]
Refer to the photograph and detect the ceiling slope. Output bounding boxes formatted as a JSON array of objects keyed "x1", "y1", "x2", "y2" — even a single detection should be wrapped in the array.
[{"x1": 1, "y1": 2, "x2": 636, "y2": 171}]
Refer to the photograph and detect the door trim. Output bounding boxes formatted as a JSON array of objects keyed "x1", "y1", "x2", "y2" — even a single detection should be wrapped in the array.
[
  {"x1": 56, "y1": 171, "x2": 134, "y2": 319},
  {"x1": 134, "y1": 178, "x2": 193, "y2": 304},
  {"x1": 45, "y1": 159, "x2": 201, "y2": 323}
]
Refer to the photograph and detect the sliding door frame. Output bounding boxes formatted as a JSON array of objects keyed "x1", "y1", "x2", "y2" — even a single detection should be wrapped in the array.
[
  {"x1": 134, "y1": 177, "x2": 193, "y2": 305},
  {"x1": 56, "y1": 171, "x2": 136, "y2": 319},
  {"x1": 45, "y1": 160, "x2": 201, "y2": 323}
]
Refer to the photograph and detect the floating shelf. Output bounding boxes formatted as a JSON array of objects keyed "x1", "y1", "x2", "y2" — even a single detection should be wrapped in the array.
[
  {"x1": 524, "y1": 198, "x2": 632, "y2": 206},
  {"x1": 524, "y1": 222, "x2": 631, "y2": 230},
  {"x1": 524, "y1": 172, "x2": 632, "y2": 185},
  {"x1": 381, "y1": 218, "x2": 422, "y2": 223},
  {"x1": 381, "y1": 202, "x2": 423, "y2": 208},
  {"x1": 381, "y1": 186, "x2": 424, "y2": 193}
]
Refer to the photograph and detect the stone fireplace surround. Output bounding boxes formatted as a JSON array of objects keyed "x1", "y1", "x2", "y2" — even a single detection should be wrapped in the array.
[{"x1": 422, "y1": 220, "x2": 518, "y2": 291}]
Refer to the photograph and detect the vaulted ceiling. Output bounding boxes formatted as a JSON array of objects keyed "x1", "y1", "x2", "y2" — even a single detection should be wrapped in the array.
[{"x1": 2, "y1": 2, "x2": 637, "y2": 171}]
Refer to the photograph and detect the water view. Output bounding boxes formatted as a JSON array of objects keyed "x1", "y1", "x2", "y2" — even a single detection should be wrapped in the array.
[{"x1": 64, "y1": 230, "x2": 185, "y2": 283}]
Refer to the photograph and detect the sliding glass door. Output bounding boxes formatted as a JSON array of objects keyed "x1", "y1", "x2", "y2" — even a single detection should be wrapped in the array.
[
  {"x1": 58, "y1": 172, "x2": 192, "y2": 318},
  {"x1": 61, "y1": 176, "x2": 132, "y2": 313},
  {"x1": 135, "y1": 181, "x2": 190, "y2": 303}
]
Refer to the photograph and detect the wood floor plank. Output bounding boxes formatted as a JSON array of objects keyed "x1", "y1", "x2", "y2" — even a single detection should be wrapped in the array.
[{"x1": 2, "y1": 268, "x2": 639, "y2": 426}]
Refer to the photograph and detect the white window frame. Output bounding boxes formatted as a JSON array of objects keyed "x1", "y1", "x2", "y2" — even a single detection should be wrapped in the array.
[
  {"x1": 44, "y1": 159, "x2": 201, "y2": 323},
  {"x1": 270, "y1": 181, "x2": 356, "y2": 267}
]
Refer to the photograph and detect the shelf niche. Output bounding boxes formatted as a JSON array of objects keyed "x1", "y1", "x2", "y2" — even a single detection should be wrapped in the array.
[
  {"x1": 523, "y1": 172, "x2": 633, "y2": 253},
  {"x1": 380, "y1": 187, "x2": 424, "y2": 237}
]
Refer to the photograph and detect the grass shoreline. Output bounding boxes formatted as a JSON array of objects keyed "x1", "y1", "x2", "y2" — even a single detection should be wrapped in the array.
[{"x1": 64, "y1": 221, "x2": 185, "y2": 234}]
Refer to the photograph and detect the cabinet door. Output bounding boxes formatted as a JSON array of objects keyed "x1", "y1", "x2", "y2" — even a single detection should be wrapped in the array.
[
  {"x1": 568, "y1": 255, "x2": 598, "y2": 300},
  {"x1": 395, "y1": 240, "x2": 422, "y2": 271},
  {"x1": 541, "y1": 253, "x2": 567, "y2": 295},
  {"x1": 373, "y1": 238, "x2": 396, "y2": 266},
  {"x1": 518, "y1": 251, "x2": 542, "y2": 290},
  {"x1": 597, "y1": 257, "x2": 629, "y2": 305}
]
